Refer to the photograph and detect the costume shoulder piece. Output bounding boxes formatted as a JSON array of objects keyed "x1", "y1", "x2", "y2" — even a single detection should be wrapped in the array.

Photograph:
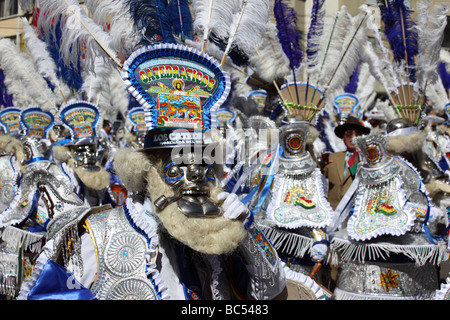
[{"x1": 347, "y1": 133, "x2": 416, "y2": 240}]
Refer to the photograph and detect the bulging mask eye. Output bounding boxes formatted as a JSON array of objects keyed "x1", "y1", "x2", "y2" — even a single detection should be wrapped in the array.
[
  {"x1": 163, "y1": 161, "x2": 184, "y2": 182},
  {"x1": 205, "y1": 164, "x2": 216, "y2": 181},
  {"x1": 74, "y1": 151, "x2": 85, "y2": 161}
]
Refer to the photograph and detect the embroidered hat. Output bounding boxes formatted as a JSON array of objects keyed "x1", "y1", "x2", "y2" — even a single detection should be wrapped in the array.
[
  {"x1": 0, "y1": 108, "x2": 22, "y2": 136},
  {"x1": 127, "y1": 107, "x2": 147, "y2": 134},
  {"x1": 334, "y1": 93, "x2": 361, "y2": 124},
  {"x1": 20, "y1": 107, "x2": 54, "y2": 139},
  {"x1": 58, "y1": 101, "x2": 101, "y2": 145},
  {"x1": 121, "y1": 43, "x2": 231, "y2": 149}
]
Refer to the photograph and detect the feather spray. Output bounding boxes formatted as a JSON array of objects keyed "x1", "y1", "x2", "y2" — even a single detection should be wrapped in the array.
[
  {"x1": 361, "y1": 4, "x2": 401, "y2": 93},
  {"x1": 220, "y1": 0, "x2": 249, "y2": 65},
  {"x1": 248, "y1": 22, "x2": 291, "y2": 83},
  {"x1": 378, "y1": 0, "x2": 418, "y2": 78},
  {"x1": 230, "y1": 0, "x2": 271, "y2": 58},
  {"x1": 22, "y1": 17, "x2": 71, "y2": 106},
  {"x1": 415, "y1": 2, "x2": 448, "y2": 90},
  {"x1": 273, "y1": 0, "x2": 304, "y2": 101},
  {"x1": 80, "y1": 56, "x2": 114, "y2": 103},
  {"x1": 304, "y1": 0, "x2": 326, "y2": 104},
  {"x1": 0, "y1": 38, "x2": 57, "y2": 110},
  {"x1": 123, "y1": 0, "x2": 179, "y2": 45},
  {"x1": 85, "y1": 0, "x2": 139, "y2": 60},
  {"x1": 167, "y1": 0, "x2": 194, "y2": 43},
  {"x1": 313, "y1": 6, "x2": 351, "y2": 88},
  {"x1": 321, "y1": 9, "x2": 369, "y2": 98},
  {"x1": 192, "y1": 0, "x2": 242, "y2": 49},
  {"x1": 38, "y1": 0, "x2": 122, "y2": 74}
]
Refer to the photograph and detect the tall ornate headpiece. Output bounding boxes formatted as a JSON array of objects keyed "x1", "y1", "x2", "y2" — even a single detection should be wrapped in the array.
[
  {"x1": 20, "y1": 107, "x2": 54, "y2": 140},
  {"x1": 278, "y1": 82, "x2": 326, "y2": 125},
  {"x1": 248, "y1": 89, "x2": 268, "y2": 113},
  {"x1": 365, "y1": 1, "x2": 448, "y2": 131},
  {"x1": 121, "y1": 43, "x2": 231, "y2": 149},
  {"x1": 59, "y1": 101, "x2": 101, "y2": 145},
  {"x1": 0, "y1": 108, "x2": 22, "y2": 136},
  {"x1": 334, "y1": 93, "x2": 361, "y2": 126},
  {"x1": 127, "y1": 107, "x2": 147, "y2": 135}
]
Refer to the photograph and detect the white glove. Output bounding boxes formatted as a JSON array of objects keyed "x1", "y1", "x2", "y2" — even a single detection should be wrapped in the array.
[
  {"x1": 311, "y1": 243, "x2": 329, "y2": 263},
  {"x1": 217, "y1": 192, "x2": 250, "y2": 220}
]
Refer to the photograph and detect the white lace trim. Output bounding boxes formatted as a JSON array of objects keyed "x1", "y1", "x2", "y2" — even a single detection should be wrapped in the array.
[{"x1": 281, "y1": 261, "x2": 327, "y2": 300}]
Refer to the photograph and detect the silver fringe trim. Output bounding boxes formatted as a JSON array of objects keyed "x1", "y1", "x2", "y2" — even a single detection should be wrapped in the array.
[
  {"x1": 334, "y1": 288, "x2": 434, "y2": 300},
  {"x1": 0, "y1": 270, "x2": 17, "y2": 299},
  {"x1": 1, "y1": 226, "x2": 44, "y2": 253},
  {"x1": 258, "y1": 224, "x2": 314, "y2": 259},
  {"x1": 330, "y1": 236, "x2": 448, "y2": 266}
]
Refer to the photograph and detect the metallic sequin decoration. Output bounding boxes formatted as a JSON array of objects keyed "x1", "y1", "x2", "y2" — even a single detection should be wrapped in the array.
[
  {"x1": 87, "y1": 207, "x2": 158, "y2": 300},
  {"x1": 105, "y1": 232, "x2": 146, "y2": 277},
  {"x1": 336, "y1": 260, "x2": 439, "y2": 299},
  {"x1": 106, "y1": 278, "x2": 157, "y2": 300}
]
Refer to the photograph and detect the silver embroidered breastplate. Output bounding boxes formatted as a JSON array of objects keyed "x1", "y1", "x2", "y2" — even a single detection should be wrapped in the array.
[
  {"x1": 348, "y1": 157, "x2": 422, "y2": 240},
  {"x1": 87, "y1": 207, "x2": 158, "y2": 300},
  {"x1": 266, "y1": 153, "x2": 335, "y2": 229}
]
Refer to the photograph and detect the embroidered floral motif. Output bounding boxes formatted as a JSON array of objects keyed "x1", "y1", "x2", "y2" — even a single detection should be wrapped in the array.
[{"x1": 379, "y1": 268, "x2": 399, "y2": 292}]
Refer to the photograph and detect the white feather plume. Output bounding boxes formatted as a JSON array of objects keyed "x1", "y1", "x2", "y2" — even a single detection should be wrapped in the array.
[
  {"x1": 415, "y1": 2, "x2": 449, "y2": 88},
  {"x1": 80, "y1": 56, "x2": 114, "y2": 103},
  {"x1": 425, "y1": 77, "x2": 450, "y2": 110},
  {"x1": 21, "y1": 18, "x2": 72, "y2": 106},
  {"x1": 361, "y1": 41, "x2": 397, "y2": 95},
  {"x1": 230, "y1": 0, "x2": 271, "y2": 57},
  {"x1": 310, "y1": 6, "x2": 351, "y2": 86},
  {"x1": 361, "y1": 4, "x2": 401, "y2": 92},
  {"x1": 108, "y1": 71, "x2": 130, "y2": 119},
  {"x1": 324, "y1": 10, "x2": 369, "y2": 94},
  {"x1": 38, "y1": 0, "x2": 121, "y2": 74},
  {"x1": 192, "y1": 0, "x2": 242, "y2": 42},
  {"x1": 84, "y1": 0, "x2": 138, "y2": 60},
  {"x1": 248, "y1": 22, "x2": 291, "y2": 82},
  {"x1": 0, "y1": 38, "x2": 57, "y2": 110}
]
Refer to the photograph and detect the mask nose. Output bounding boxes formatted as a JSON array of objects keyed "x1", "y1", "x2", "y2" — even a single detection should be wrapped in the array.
[{"x1": 186, "y1": 164, "x2": 204, "y2": 182}]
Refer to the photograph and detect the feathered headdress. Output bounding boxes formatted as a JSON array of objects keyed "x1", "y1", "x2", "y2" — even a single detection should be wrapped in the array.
[
  {"x1": 271, "y1": 3, "x2": 370, "y2": 125},
  {"x1": 369, "y1": 0, "x2": 448, "y2": 125}
]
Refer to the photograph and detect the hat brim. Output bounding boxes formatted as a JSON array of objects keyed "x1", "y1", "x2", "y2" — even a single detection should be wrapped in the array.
[{"x1": 334, "y1": 123, "x2": 370, "y2": 139}]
